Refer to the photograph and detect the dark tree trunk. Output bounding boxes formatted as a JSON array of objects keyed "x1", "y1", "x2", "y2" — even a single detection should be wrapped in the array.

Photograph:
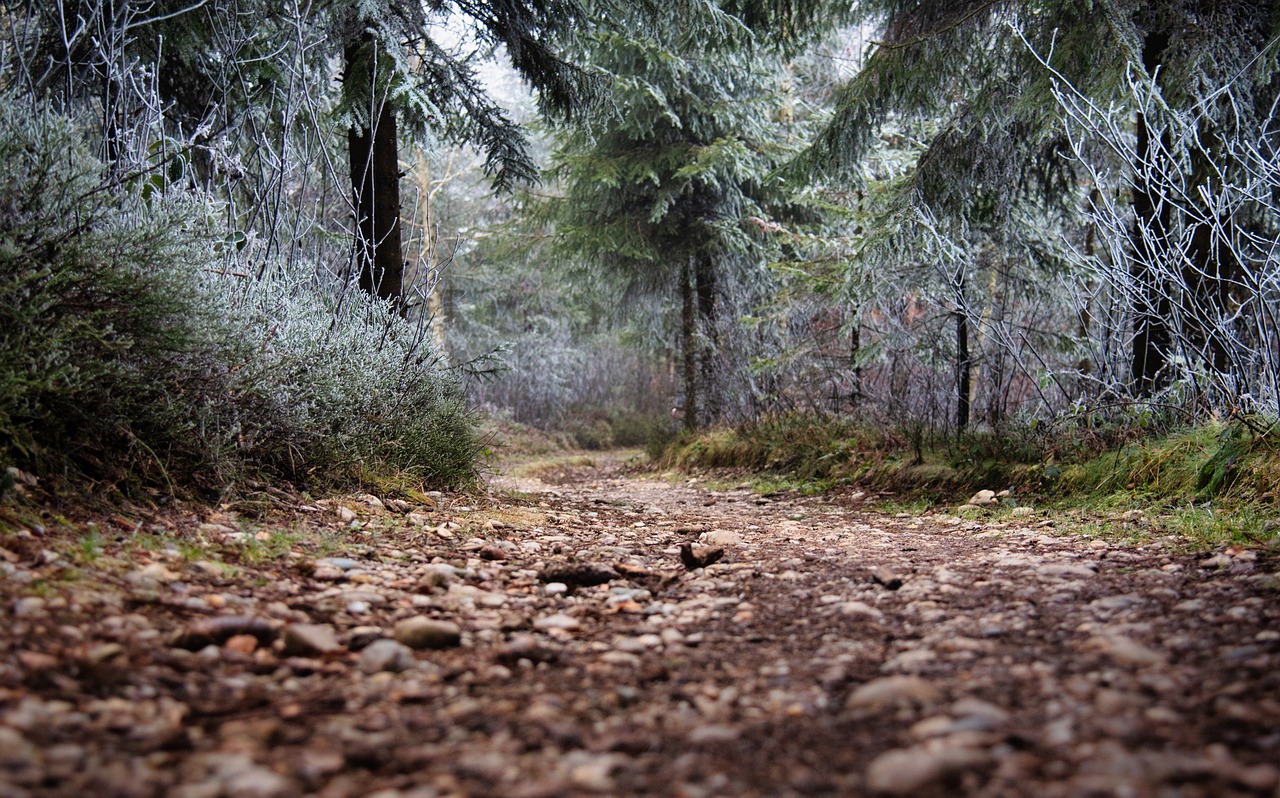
[
  {"x1": 849, "y1": 311, "x2": 863, "y2": 408},
  {"x1": 955, "y1": 270, "x2": 971, "y2": 433},
  {"x1": 681, "y1": 258, "x2": 699, "y2": 431},
  {"x1": 345, "y1": 36, "x2": 405, "y2": 306},
  {"x1": 1130, "y1": 30, "x2": 1172, "y2": 396},
  {"x1": 694, "y1": 252, "x2": 719, "y2": 424}
]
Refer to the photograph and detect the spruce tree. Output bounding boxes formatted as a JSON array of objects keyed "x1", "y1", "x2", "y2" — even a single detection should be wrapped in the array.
[
  {"x1": 549, "y1": 2, "x2": 828, "y2": 428},
  {"x1": 804, "y1": 0, "x2": 1280, "y2": 405}
]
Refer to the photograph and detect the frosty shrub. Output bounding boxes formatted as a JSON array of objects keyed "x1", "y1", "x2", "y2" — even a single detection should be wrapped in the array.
[
  {"x1": 0, "y1": 92, "x2": 478, "y2": 493},
  {"x1": 213, "y1": 266, "x2": 479, "y2": 488},
  {"x1": 0, "y1": 93, "x2": 228, "y2": 483}
]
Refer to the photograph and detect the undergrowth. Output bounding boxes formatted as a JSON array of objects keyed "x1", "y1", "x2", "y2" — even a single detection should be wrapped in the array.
[
  {"x1": 654, "y1": 412, "x2": 1280, "y2": 546},
  {"x1": 0, "y1": 92, "x2": 480, "y2": 500}
]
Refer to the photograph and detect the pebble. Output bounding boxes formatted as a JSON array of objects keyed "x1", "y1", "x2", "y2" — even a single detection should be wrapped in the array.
[
  {"x1": 317, "y1": 557, "x2": 360, "y2": 571},
  {"x1": 358, "y1": 639, "x2": 416, "y2": 674},
  {"x1": 224, "y1": 768, "x2": 294, "y2": 798},
  {"x1": 838, "y1": 600, "x2": 884, "y2": 619},
  {"x1": 699, "y1": 529, "x2": 744, "y2": 545},
  {"x1": 846, "y1": 676, "x2": 943, "y2": 710},
  {"x1": 393, "y1": 617, "x2": 462, "y2": 650},
  {"x1": 280, "y1": 623, "x2": 340, "y2": 656},
  {"x1": 866, "y1": 744, "x2": 990, "y2": 794},
  {"x1": 1086, "y1": 634, "x2": 1167, "y2": 667},
  {"x1": 533, "y1": 613, "x2": 581, "y2": 631},
  {"x1": 12, "y1": 597, "x2": 45, "y2": 618}
]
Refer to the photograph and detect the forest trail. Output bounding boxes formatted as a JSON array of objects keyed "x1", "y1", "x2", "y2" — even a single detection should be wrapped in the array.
[{"x1": 2, "y1": 455, "x2": 1279, "y2": 797}]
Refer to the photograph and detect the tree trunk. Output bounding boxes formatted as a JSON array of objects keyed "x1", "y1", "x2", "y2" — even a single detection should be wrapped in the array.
[
  {"x1": 694, "y1": 252, "x2": 719, "y2": 424},
  {"x1": 345, "y1": 36, "x2": 405, "y2": 306},
  {"x1": 681, "y1": 258, "x2": 699, "y2": 431},
  {"x1": 955, "y1": 270, "x2": 971, "y2": 433},
  {"x1": 1130, "y1": 30, "x2": 1172, "y2": 396},
  {"x1": 849, "y1": 311, "x2": 863, "y2": 409}
]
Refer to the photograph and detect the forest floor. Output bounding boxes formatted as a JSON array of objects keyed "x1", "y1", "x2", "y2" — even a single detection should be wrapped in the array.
[{"x1": 2, "y1": 452, "x2": 1279, "y2": 797}]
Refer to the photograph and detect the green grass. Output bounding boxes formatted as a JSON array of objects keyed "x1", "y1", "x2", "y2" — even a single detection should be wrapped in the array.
[{"x1": 653, "y1": 413, "x2": 1280, "y2": 550}]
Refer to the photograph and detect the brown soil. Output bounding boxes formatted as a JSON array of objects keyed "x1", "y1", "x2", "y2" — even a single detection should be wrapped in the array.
[{"x1": 1, "y1": 454, "x2": 1278, "y2": 797}]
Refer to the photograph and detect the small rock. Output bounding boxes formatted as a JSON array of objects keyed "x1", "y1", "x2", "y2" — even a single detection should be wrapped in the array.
[
  {"x1": 0, "y1": 725, "x2": 35, "y2": 768},
  {"x1": 968, "y1": 490, "x2": 998, "y2": 506},
  {"x1": 358, "y1": 639, "x2": 416, "y2": 674},
  {"x1": 1010, "y1": 506, "x2": 1036, "y2": 517},
  {"x1": 871, "y1": 566, "x2": 904, "y2": 590},
  {"x1": 281, "y1": 624, "x2": 340, "y2": 657},
  {"x1": 394, "y1": 616, "x2": 462, "y2": 650},
  {"x1": 223, "y1": 764, "x2": 294, "y2": 798},
  {"x1": 533, "y1": 613, "x2": 581, "y2": 631},
  {"x1": 317, "y1": 557, "x2": 360, "y2": 571},
  {"x1": 310, "y1": 564, "x2": 345, "y2": 581},
  {"x1": 544, "y1": 582, "x2": 569, "y2": 596},
  {"x1": 846, "y1": 676, "x2": 943, "y2": 710},
  {"x1": 699, "y1": 529, "x2": 744, "y2": 546},
  {"x1": 687, "y1": 724, "x2": 739, "y2": 744},
  {"x1": 335, "y1": 506, "x2": 358, "y2": 523},
  {"x1": 225, "y1": 634, "x2": 259, "y2": 654},
  {"x1": 838, "y1": 601, "x2": 884, "y2": 619},
  {"x1": 86, "y1": 642, "x2": 126, "y2": 664},
  {"x1": 866, "y1": 745, "x2": 990, "y2": 795},
  {"x1": 1086, "y1": 634, "x2": 1167, "y2": 667},
  {"x1": 12, "y1": 597, "x2": 46, "y2": 618}
]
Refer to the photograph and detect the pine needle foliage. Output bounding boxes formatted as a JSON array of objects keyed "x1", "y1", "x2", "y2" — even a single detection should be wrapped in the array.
[{"x1": 548, "y1": 1, "x2": 834, "y2": 426}]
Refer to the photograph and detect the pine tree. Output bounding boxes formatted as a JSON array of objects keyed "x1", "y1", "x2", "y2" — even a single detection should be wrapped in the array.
[
  {"x1": 804, "y1": 0, "x2": 1280, "y2": 406},
  {"x1": 332, "y1": 0, "x2": 599, "y2": 307},
  {"x1": 549, "y1": 1, "x2": 829, "y2": 428}
]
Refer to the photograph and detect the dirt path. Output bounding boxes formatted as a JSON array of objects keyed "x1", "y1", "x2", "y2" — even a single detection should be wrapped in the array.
[{"x1": 2, "y1": 455, "x2": 1278, "y2": 797}]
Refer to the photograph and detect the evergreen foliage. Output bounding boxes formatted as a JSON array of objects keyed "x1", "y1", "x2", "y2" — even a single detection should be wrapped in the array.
[
  {"x1": 548, "y1": 1, "x2": 829, "y2": 429},
  {"x1": 802, "y1": 0, "x2": 1280, "y2": 422}
]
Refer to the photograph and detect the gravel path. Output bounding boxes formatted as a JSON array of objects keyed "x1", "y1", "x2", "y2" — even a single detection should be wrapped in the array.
[{"x1": 1, "y1": 457, "x2": 1278, "y2": 796}]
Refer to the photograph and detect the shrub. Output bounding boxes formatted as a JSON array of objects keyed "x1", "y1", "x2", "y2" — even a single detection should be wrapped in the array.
[{"x1": 0, "y1": 93, "x2": 479, "y2": 495}]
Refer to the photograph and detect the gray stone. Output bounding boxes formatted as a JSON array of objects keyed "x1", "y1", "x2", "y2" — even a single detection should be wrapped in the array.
[
  {"x1": 866, "y1": 745, "x2": 990, "y2": 795},
  {"x1": 223, "y1": 765, "x2": 293, "y2": 798},
  {"x1": 394, "y1": 616, "x2": 462, "y2": 650},
  {"x1": 533, "y1": 613, "x2": 581, "y2": 631},
  {"x1": 280, "y1": 623, "x2": 340, "y2": 657},
  {"x1": 358, "y1": 639, "x2": 416, "y2": 674},
  {"x1": 846, "y1": 676, "x2": 943, "y2": 710},
  {"x1": 699, "y1": 529, "x2": 744, "y2": 546}
]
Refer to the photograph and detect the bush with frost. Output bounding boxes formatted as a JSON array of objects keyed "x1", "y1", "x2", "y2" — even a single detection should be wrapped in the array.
[{"x1": 0, "y1": 93, "x2": 477, "y2": 494}]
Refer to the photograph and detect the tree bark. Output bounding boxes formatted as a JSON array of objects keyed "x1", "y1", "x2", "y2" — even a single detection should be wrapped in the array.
[
  {"x1": 681, "y1": 257, "x2": 699, "y2": 431},
  {"x1": 955, "y1": 269, "x2": 971, "y2": 433},
  {"x1": 694, "y1": 252, "x2": 719, "y2": 424},
  {"x1": 1129, "y1": 30, "x2": 1172, "y2": 397},
  {"x1": 345, "y1": 35, "x2": 405, "y2": 306}
]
